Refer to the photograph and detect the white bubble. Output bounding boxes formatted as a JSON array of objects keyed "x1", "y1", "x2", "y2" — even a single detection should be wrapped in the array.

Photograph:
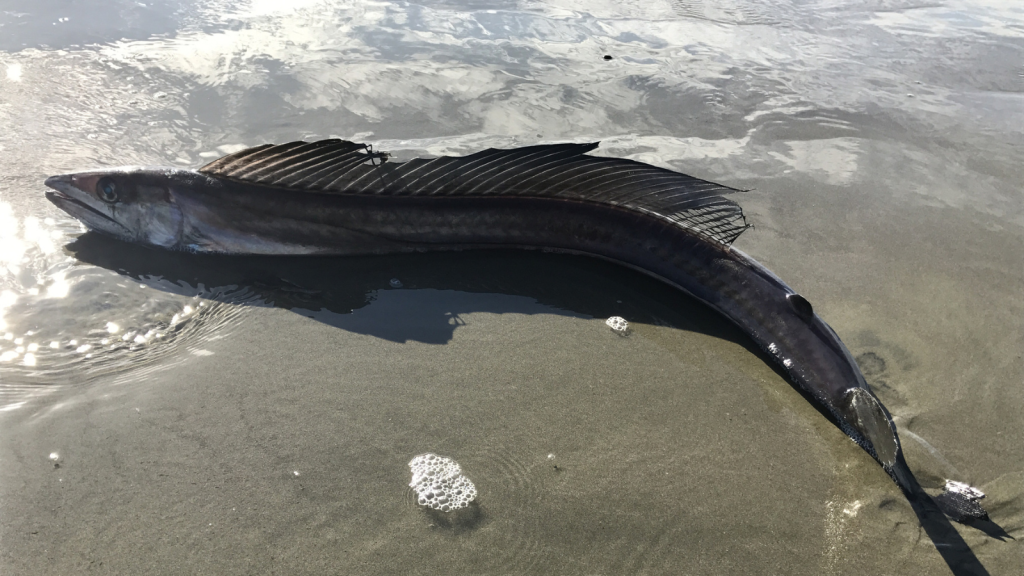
[
  {"x1": 49, "y1": 452, "x2": 59, "y2": 460},
  {"x1": 105, "y1": 322, "x2": 119, "y2": 333},
  {"x1": 605, "y1": 316, "x2": 629, "y2": 334},
  {"x1": 76, "y1": 344, "x2": 91, "y2": 353},
  {"x1": 6, "y1": 63, "x2": 22, "y2": 82},
  {"x1": 408, "y1": 453, "x2": 477, "y2": 512},
  {"x1": 27, "y1": 343, "x2": 38, "y2": 352},
  {"x1": 22, "y1": 353, "x2": 36, "y2": 366},
  {"x1": 49, "y1": 341, "x2": 59, "y2": 349}
]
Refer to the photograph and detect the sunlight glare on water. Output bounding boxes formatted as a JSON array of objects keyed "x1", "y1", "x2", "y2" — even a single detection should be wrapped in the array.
[{"x1": 0, "y1": 192, "x2": 249, "y2": 405}]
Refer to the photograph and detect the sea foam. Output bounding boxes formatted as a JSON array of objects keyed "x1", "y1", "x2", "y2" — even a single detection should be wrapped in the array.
[
  {"x1": 606, "y1": 316, "x2": 629, "y2": 334},
  {"x1": 408, "y1": 453, "x2": 477, "y2": 512}
]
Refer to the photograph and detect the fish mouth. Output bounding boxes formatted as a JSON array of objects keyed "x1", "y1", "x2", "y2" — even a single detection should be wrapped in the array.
[{"x1": 44, "y1": 175, "x2": 132, "y2": 236}]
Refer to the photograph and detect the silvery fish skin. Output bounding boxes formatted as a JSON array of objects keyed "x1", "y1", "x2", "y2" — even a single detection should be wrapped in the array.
[{"x1": 43, "y1": 140, "x2": 984, "y2": 523}]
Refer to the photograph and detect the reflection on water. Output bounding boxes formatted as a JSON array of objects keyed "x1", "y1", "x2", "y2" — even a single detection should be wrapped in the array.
[
  {"x1": 0, "y1": 201, "x2": 253, "y2": 407},
  {"x1": 0, "y1": 0, "x2": 1015, "y2": 397},
  {"x1": 0, "y1": 0, "x2": 1021, "y2": 574}
]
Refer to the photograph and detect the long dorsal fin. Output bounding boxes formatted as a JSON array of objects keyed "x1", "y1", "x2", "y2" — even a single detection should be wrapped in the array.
[{"x1": 198, "y1": 139, "x2": 750, "y2": 246}]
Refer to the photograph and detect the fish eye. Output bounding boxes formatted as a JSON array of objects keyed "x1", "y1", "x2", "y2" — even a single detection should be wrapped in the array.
[{"x1": 96, "y1": 177, "x2": 118, "y2": 203}]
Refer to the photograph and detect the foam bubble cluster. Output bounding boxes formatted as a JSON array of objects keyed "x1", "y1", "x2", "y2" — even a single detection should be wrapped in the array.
[
  {"x1": 408, "y1": 453, "x2": 477, "y2": 512},
  {"x1": 606, "y1": 316, "x2": 629, "y2": 334}
]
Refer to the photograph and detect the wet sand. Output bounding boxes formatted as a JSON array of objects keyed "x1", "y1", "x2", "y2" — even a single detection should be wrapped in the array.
[
  {"x1": 2, "y1": 225, "x2": 1021, "y2": 574},
  {"x1": 0, "y1": 296, "x2": 926, "y2": 574}
]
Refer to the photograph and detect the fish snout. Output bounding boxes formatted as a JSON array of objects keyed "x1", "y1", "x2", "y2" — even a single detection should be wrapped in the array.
[{"x1": 44, "y1": 173, "x2": 76, "y2": 195}]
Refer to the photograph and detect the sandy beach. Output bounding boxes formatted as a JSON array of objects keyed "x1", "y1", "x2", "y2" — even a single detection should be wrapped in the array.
[{"x1": 1, "y1": 0, "x2": 1021, "y2": 574}]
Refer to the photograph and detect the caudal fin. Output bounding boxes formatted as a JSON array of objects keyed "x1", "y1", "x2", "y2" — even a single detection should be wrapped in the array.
[{"x1": 934, "y1": 480, "x2": 989, "y2": 522}]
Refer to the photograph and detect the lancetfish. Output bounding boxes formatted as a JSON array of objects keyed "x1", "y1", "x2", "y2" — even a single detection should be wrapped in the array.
[{"x1": 44, "y1": 139, "x2": 989, "y2": 529}]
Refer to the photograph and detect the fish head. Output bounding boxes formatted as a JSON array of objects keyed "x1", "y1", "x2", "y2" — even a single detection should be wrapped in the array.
[{"x1": 45, "y1": 167, "x2": 187, "y2": 248}]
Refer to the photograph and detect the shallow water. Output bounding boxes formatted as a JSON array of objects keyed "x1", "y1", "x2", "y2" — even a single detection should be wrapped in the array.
[{"x1": 1, "y1": 0, "x2": 1021, "y2": 573}]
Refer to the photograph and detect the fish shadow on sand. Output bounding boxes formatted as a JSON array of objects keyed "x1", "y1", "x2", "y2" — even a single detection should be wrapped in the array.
[
  {"x1": 962, "y1": 517, "x2": 1013, "y2": 542},
  {"x1": 67, "y1": 233, "x2": 1008, "y2": 575},
  {"x1": 67, "y1": 233, "x2": 751, "y2": 348}
]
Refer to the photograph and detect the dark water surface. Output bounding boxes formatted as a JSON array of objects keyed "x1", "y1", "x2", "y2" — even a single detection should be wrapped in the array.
[{"x1": 1, "y1": 1, "x2": 1021, "y2": 574}]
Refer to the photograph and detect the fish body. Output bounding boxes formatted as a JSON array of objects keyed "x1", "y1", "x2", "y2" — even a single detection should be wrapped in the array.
[{"x1": 44, "y1": 139, "x2": 983, "y2": 522}]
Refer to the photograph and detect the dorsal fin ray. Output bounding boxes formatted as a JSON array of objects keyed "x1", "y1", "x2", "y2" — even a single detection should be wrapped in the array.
[{"x1": 198, "y1": 139, "x2": 750, "y2": 246}]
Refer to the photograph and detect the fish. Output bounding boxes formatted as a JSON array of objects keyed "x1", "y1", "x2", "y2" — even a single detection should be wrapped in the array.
[{"x1": 44, "y1": 139, "x2": 988, "y2": 524}]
